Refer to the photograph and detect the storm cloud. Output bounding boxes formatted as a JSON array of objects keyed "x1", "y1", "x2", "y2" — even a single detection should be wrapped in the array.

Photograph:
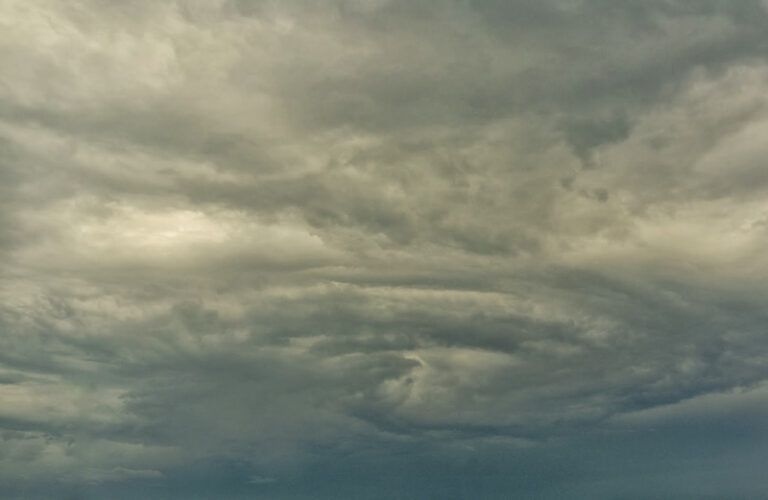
[{"x1": 3, "y1": 1, "x2": 768, "y2": 498}]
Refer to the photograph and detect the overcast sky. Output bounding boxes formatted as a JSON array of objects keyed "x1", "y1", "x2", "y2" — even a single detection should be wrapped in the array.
[{"x1": 3, "y1": 1, "x2": 768, "y2": 498}]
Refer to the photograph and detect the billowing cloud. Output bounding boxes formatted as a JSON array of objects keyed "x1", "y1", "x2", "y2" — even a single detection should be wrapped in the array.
[{"x1": 3, "y1": 1, "x2": 768, "y2": 498}]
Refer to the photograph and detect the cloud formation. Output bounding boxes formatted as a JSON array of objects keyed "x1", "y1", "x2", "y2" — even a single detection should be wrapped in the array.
[{"x1": 3, "y1": 1, "x2": 768, "y2": 497}]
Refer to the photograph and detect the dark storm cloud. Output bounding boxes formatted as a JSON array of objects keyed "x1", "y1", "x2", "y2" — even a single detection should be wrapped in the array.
[{"x1": 3, "y1": 0, "x2": 768, "y2": 498}]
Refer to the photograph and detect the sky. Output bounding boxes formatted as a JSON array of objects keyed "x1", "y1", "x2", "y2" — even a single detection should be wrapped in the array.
[{"x1": 3, "y1": 1, "x2": 768, "y2": 498}]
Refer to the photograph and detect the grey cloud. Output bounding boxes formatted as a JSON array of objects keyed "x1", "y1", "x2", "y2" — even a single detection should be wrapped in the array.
[{"x1": 3, "y1": 0, "x2": 768, "y2": 498}]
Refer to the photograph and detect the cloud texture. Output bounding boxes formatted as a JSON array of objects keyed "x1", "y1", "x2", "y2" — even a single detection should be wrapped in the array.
[{"x1": 3, "y1": 1, "x2": 768, "y2": 498}]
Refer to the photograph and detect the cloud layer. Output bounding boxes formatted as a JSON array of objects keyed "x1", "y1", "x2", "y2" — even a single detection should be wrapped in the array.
[{"x1": 3, "y1": 1, "x2": 768, "y2": 498}]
